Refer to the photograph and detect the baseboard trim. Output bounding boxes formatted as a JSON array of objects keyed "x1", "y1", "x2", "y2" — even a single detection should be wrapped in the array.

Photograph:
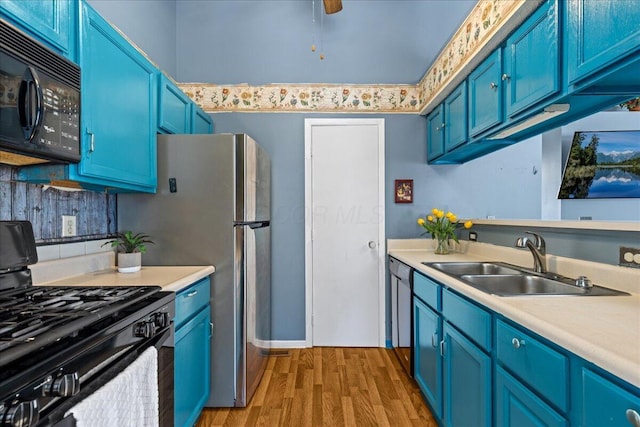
[{"x1": 269, "y1": 340, "x2": 309, "y2": 349}]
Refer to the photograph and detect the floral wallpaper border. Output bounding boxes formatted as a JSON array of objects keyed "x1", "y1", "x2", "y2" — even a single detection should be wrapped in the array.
[
  {"x1": 178, "y1": 0, "x2": 535, "y2": 115},
  {"x1": 180, "y1": 84, "x2": 421, "y2": 113}
]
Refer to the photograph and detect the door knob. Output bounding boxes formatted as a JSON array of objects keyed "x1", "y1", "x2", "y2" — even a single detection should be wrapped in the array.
[{"x1": 368, "y1": 241, "x2": 376, "y2": 249}]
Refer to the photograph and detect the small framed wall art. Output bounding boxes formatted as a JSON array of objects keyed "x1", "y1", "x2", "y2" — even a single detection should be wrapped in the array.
[{"x1": 394, "y1": 179, "x2": 413, "y2": 203}]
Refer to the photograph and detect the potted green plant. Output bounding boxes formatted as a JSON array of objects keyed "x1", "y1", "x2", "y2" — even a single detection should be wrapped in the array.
[
  {"x1": 620, "y1": 97, "x2": 640, "y2": 111},
  {"x1": 103, "y1": 231, "x2": 154, "y2": 273}
]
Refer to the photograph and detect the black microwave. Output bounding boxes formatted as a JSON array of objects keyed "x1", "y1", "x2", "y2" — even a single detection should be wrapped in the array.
[{"x1": 0, "y1": 18, "x2": 81, "y2": 166}]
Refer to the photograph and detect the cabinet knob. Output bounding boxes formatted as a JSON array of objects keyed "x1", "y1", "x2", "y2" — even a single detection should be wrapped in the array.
[
  {"x1": 501, "y1": 73, "x2": 511, "y2": 81},
  {"x1": 436, "y1": 123, "x2": 446, "y2": 131},
  {"x1": 627, "y1": 409, "x2": 640, "y2": 427},
  {"x1": 490, "y1": 82, "x2": 498, "y2": 90},
  {"x1": 368, "y1": 241, "x2": 376, "y2": 249},
  {"x1": 512, "y1": 337, "x2": 525, "y2": 349}
]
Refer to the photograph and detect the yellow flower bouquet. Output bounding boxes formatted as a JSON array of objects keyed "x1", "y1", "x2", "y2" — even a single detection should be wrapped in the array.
[{"x1": 417, "y1": 208, "x2": 473, "y2": 254}]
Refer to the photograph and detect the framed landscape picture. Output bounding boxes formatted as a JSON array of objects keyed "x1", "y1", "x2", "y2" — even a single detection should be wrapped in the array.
[{"x1": 558, "y1": 130, "x2": 640, "y2": 199}]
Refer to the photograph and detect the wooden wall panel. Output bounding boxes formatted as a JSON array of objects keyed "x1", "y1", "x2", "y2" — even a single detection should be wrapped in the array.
[{"x1": 0, "y1": 165, "x2": 116, "y2": 243}]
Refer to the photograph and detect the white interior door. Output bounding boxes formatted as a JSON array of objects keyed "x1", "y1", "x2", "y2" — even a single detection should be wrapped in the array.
[{"x1": 305, "y1": 118, "x2": 385, "y2": 347}]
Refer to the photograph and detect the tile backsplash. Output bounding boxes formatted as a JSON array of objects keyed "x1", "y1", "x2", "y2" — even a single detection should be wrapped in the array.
[{"x1": 0, "y1": 165, "x2": 116, "y2": 243}]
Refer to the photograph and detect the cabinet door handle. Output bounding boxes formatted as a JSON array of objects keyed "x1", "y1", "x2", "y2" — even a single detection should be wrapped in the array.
[
  {"x1": 209, "y1": 322, "x2": 214, "y2": 339},
  {"x1": 512, "y1": 337, "x2": 526, "y2": 349},
  {"x1": 436, "y1": 122, "x2": 446, "y2": 131},
  {"x1": 187, "y1": 290, "x2": 198, "y2": 297},
  {"x1": 439, "y1": 339, "x2": 445, "y2": 357},
  {"x1": 431, "y1": 332, "x2": 437, "y2": 348},
  {"x1": 88, "y1": 131, "x2": 95, "y2": 153},
  {"x1": 627, "y1": 409, "x2": 640, "y2": 427},
  {"x1": 501, "y1": 73, "x2": 511, "y2": 81},
  {"x1": 490, "y1": 82, "x2": 498, "y2": 90}
]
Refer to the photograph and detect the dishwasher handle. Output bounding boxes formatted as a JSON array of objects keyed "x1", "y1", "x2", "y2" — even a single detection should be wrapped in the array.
[{"x1": 389, "y1": 257, "x2": 412, "y2": 283}]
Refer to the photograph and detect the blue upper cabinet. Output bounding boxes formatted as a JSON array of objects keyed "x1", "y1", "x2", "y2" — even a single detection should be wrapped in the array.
[
  {"x1": 443, "y1": 81, "x2": 468, "y2": 153},
  {"x1": 503, "y1": 0, "x2": 560, "y2": 118},
  {"x1": 426, "y1": 104, "x2": 445, "y2": 161},
  {"x1": 159, "y1": 74, "x2": 191, "y2": 134},
  {"x1": 191, "y1": 104, "x2": 213, "y2": 134},
  {"x1": 158, "y1": 74, "x2": 213, "y2": 135},
  {"x1": 468, "y1": 50, "x2": 503, "y2": 137},
  {"x1": 427, "y1": 82, "x2": 468, "y2": 163},
  {"x1": 0, "y1": 0, "x2": 77, "y2": 61},
  {"x1": 72, "y1": 2, "x2": 157, "y2": 192},
  {"x1": 566, "y1": 0, "x2": 640, "y2": 88}
]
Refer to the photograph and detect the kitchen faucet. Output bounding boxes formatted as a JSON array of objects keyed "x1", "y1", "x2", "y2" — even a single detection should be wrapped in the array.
[{"x1": 515, "y1": 231, "x2": 547, "y2": 273}]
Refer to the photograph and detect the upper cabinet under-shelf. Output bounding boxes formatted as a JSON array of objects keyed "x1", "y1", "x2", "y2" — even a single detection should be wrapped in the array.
[{"x1": 426, "y1": 0, "x2": 640, "y2": 165}]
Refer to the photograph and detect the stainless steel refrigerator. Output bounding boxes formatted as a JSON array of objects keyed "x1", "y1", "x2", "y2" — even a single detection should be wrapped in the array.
[{"x1": 118, "y1": 133, "x2": 271, "y2": 407}]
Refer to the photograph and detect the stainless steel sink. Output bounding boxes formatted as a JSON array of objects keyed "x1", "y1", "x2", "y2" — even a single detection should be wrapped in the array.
[
  {"x1": 423, "y1": 261, "x2": 628, "y2": 297},
  {"x1": 425, "y1": 262, "x2": 523, "y2": 276}
]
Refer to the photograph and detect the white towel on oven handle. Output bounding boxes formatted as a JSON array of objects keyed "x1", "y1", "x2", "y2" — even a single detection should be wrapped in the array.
[{"x1": 66, "y1": 346, "x2": 159, "y2": 427}]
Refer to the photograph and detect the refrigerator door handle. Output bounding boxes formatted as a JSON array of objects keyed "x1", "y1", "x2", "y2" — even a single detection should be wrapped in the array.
[{"x1": 234, "y1": 221, "x2": 270, "y2": 229}]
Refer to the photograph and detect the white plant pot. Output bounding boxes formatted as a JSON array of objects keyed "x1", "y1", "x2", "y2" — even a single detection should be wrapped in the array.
[{"x1": 118, "y1": 252, "x2": 142, "y2": 273}]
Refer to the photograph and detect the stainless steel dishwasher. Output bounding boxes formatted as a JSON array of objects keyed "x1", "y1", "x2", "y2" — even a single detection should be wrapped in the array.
[{"x1": 389, "y1": 256, "x2": 413, "y2": 377}]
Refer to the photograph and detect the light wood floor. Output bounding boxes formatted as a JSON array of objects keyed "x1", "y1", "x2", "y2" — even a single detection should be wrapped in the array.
[{"x1": 196, "y1": 347, "x2": 437, "y2": 426}]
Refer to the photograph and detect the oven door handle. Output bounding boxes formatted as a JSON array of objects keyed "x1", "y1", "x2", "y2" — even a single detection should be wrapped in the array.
[{"x1": 45, "y1": 326, "x2": 172, "y2": 427}]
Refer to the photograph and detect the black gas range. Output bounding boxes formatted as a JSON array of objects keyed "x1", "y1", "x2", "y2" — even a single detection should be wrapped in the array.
[{"x1": 0, "y1": 221, "x2": 175, "y2": 427}]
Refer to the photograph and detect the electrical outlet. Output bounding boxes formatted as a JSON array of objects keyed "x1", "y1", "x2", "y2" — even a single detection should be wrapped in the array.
[
  {"x1": 62, "y1": 215, "x2": 77, "y2": 237},
  {"x1": 619, "y1": 246, "x2": 640, "y2": 268},
  {"x1": 469, "y1": 231, "x2": 478, "y2": 241}
]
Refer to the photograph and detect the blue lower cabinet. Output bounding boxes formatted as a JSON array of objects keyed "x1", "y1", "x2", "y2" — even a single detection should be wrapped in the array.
[
  {"x1": 413, "y1": 296, "x2": 442, "y2": 419},
  {"x1": 175, "y1": 306, "x2": 211, "y2": 427},
  {"x1": 580, "y1": 367, "x2": 640, "y2": 427},
  {"x1": 443, "y1": 322, "x2": 491, "y2": 427},
  {"x1": 495, "y1": 365, "x2": 567, "y2": 427}
]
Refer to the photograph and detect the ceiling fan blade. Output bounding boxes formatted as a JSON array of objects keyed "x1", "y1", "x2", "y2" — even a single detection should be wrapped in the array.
[{"x1": 323, "y1": 0, "x2": 342, "y2": 14}]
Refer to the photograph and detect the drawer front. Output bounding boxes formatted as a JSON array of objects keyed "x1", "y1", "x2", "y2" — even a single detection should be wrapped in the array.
[
  {"x1": 413, "y1": 272, "x2": 440, "y2": 310},
  {"x1": 496, "y1": 319, "x2": 569, "y2": 411},
  {"x1": 175, "y1": 277, "x2": 211, "y2": 328},
  {"x1": 442, "y1": 288, "x2": 491, "y2": 351}
]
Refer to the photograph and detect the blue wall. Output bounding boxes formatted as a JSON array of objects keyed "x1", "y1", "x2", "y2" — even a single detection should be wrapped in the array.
[{"x1": 175, "y1": 0, "x2": 476, "y2": 85}]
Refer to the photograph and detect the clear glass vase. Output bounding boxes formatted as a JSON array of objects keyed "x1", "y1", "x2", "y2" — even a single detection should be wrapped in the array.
[{"x1": 434, "y1": 237, "x2": 449, "y2": 255}]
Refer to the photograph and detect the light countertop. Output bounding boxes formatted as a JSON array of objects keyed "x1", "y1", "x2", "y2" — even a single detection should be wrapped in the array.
[
  {"x1": 32, "y1": 251, "x2": 215, "y2": 293},
  {"x1": 39, "y1": 265, "x2": 215, "y2": 293},
  {"x1": 388, "y1": 240, "x2": 640, "y2": 389}
]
